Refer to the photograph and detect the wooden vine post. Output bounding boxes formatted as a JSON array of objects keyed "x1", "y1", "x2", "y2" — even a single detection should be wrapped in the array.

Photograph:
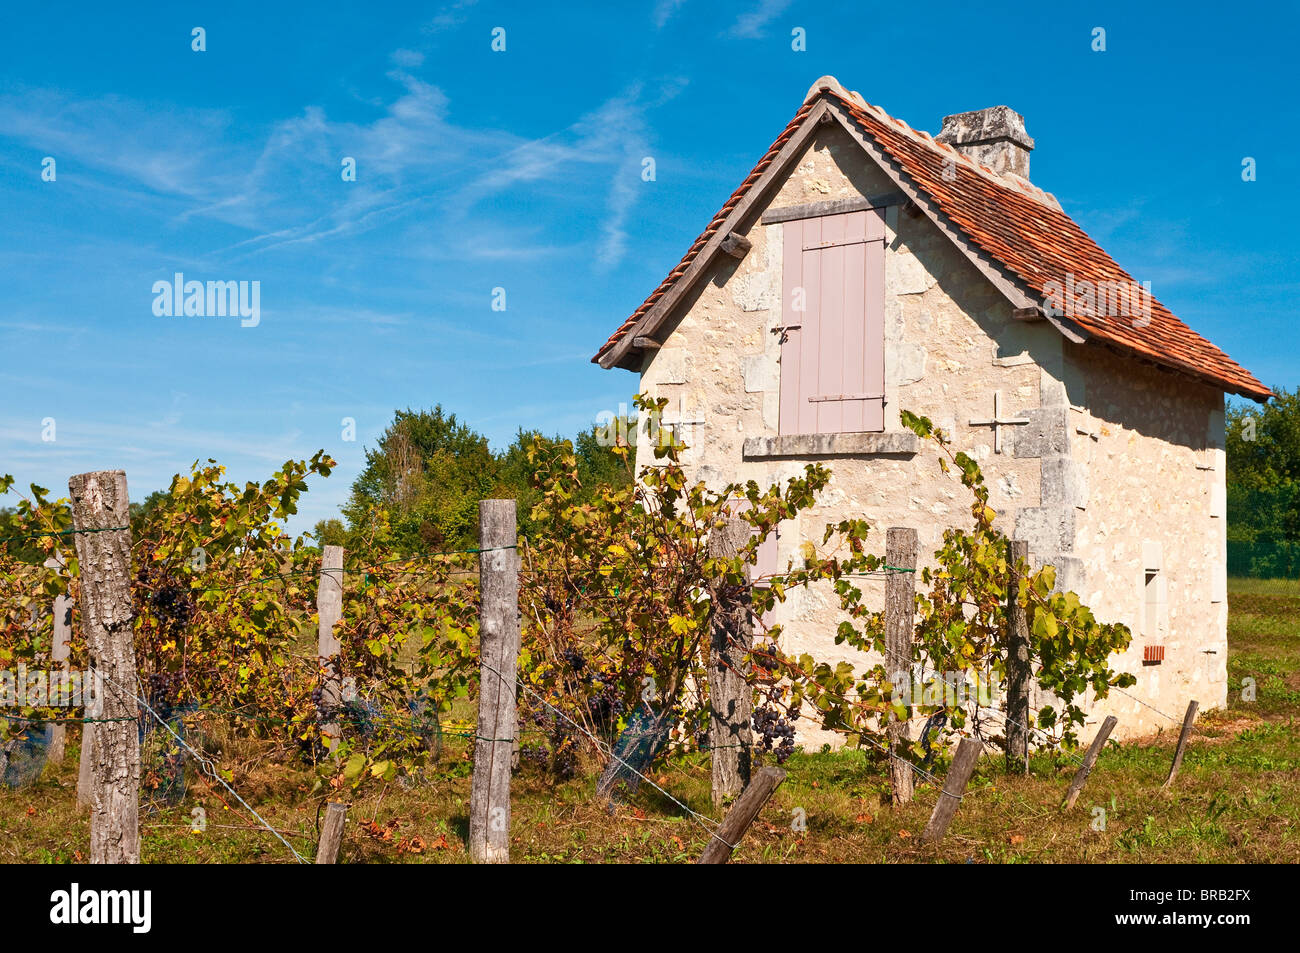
[
  {"x1": 468, "y1": 500, "x2": 520, "y2": 863},
  {"x1": 884, "y1": 527, "x2": 919, "y2": 805},
  {"x1": 77, "y1": 720, "x2": 95, "y2": 809},
  {"x1": 1005, "y1": 539, "x2": 1032, "y2": 774},
  {"x1": 697, "y1": 766, "x2": 787, "y2": 864},
  {"x1": 46, "y1": 556, "x2": 72, "y2": 764},
  {"x1": 708, "y1": 516, "x2": 754, "y2": 807},
  {"x1": 69, "y1": 470, "x2": 139, "y2": 864},
  {"x1": 1062, "y1": 715, "x2": 1117, "y2": 810},
  {"x1": 921, "y1": 737, "x2": 983, "y2": 843},
  {"x1": 1162, "y1": 699, "x2": 1199, "y2": 791},
  {"x1": 316, "y1": 802, "x2": 349, "y2": 864},
  {"x1": 316, "y1": 545, "x2": 344, "y2": 754}
]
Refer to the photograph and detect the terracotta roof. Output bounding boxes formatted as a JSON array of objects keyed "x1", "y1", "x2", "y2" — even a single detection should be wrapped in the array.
[{"x1": 593, "y1": 83, "x2": 1270, "y2": 402}]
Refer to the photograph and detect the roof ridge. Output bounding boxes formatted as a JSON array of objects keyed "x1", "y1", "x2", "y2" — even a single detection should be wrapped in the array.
[{"x1": 819, "y1": 85, "x2": 1063, "y2": 210}]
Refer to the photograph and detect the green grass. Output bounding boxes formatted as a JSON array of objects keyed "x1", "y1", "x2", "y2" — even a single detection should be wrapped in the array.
[
  {"x1": 3, "y1": 577, "x2": 1297, "y2": 863},
  {"x1": 1224, "y1": 576, "x2": 1300, "y2": 718}
]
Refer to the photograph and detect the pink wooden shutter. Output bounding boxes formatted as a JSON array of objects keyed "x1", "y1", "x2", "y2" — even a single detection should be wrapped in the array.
[
  {"x1": 752, "y1": 525, "x2": 779, "y2": 585},
  {"x1": 779, "y1": 218, "x2": 807, "y2": 435},
  {"x1": 779, "y1": 209, "x2": 885, "y2": 435}
]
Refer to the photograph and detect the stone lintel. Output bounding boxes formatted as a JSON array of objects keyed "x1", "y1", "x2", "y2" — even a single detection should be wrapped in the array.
[{"x1": 742, "y1": 431, "x2": 920, "y2": 459}]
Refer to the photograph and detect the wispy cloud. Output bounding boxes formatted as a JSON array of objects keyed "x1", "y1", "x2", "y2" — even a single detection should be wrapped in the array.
[
  {"x1": 654, "y1": 0, "x2": 689, "y2": 28},
  {"x1": 0, "y1": 86, "x2": 241, "y2": 204},
  {"x1": 729, "y1": 0, "x2": 792, "y2": 38},
  {"x1": 390, "y1": 48, "x2": 425, "y2": 68},
  {"x1": 0, "y1": 58, "x2": 686, "y2": 271},
  {"x1": 424, "y1": 0, "x2": 480, "y2": 33}
]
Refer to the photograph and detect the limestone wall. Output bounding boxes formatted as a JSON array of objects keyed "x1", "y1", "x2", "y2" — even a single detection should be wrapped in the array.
[
  {"x1": 632, "y1": 120, "x2": 1225, "y2": 747},
  {"x1": 1064, "y1": 344, "x2": 1228, "y2": 736}
]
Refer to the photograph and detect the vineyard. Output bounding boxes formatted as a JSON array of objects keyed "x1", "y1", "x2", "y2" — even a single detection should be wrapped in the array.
[{"x1": 2, "y1": 409, "x2": 1296, "y2": 864}]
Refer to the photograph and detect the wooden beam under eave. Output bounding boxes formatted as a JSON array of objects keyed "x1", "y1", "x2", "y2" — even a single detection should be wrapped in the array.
[
  {"x1": 632, "y1": 335, "x2": 662, "y2": 350},
  {"x1": 1012, "y1": 306, "x2": 1044, "y2": 322},
  {"x1": 719, "y1": 232, "x2": 752, "y2": 260}
]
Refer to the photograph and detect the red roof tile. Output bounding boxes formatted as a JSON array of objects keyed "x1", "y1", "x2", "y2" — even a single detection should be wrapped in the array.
[{"x1": 594, "y1": 87, "x2": 1270, "y2": 402}]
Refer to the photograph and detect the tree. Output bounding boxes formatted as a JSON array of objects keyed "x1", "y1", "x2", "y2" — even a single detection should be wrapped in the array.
[
  {"x1": 311, "y1": 518, "x2": 348, "y2": 548},
  {"x1": 342, "y1": 407, "x2": 498, "y2": 552},
  {"x1": 339, "y1": 408, "x2": 632, "y2": 553},
  {"x1": 1226, "y1": 388, "x2": 1298, "y2": 577}
]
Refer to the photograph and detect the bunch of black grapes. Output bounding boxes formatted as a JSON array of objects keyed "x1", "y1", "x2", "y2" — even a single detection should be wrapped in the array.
[{"x1": 752, "y1": 687, "x2": 799, "y2": 764}]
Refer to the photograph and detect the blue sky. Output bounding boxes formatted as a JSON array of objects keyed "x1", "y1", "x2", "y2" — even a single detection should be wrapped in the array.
[{"x1": 1, "y1": 0, "x2": 1296, "y2": 532}]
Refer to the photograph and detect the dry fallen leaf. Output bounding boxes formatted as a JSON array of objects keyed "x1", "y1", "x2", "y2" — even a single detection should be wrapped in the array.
[
  {"x1": 898, "y1": 829, "x2": 911, "y2": 839},
  {"x1": 1009, "y1": 834, "x2": 1025, "y2": 846},
  {"x1": 399, "y1": 835, "x2": 426, "y2": 855}
]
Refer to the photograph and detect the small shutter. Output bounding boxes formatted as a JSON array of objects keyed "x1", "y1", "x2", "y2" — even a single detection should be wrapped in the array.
[
  {"x1": 731, "y1": 499, "x2": 780, "y2": 586},
  {"x1": 779, "y1": 208, "x2": 885, "y2": 434},
  {"x1": 779, "y1": 218, "x2": 807, "y2": 435},
  {"x1": 752, "y1": 525, "x2": 779, "y2": 586}
]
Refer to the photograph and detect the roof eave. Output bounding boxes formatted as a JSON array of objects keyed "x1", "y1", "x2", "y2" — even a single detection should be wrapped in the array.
[{"x1": 594, "y1": 98, "x2": 836, "y2": 371}]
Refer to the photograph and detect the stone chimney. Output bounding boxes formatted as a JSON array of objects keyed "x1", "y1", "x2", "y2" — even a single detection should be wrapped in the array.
[{"x1": 935, "y1": 106, "x2": 1034, "y2": 179}]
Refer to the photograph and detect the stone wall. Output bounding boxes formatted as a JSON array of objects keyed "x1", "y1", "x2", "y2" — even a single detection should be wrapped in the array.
[{"x1": 1064, "y1": 344, "x2": 1228, "y2": 735}]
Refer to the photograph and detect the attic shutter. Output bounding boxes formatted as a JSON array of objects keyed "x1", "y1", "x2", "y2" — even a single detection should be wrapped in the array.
[{"x1": 779, "y1": 209, "x2": 886, "y2": 435}]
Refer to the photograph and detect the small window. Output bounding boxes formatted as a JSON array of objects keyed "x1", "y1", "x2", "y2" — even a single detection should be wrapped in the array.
[{"x1": 1144, "y1": 570, "x2": 1160, "y2": 637}]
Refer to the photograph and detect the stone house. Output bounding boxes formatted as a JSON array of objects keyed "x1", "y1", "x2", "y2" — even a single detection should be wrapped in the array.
[{"x1": 592, "y1": 76, "x2": 1271, "y2": 741}]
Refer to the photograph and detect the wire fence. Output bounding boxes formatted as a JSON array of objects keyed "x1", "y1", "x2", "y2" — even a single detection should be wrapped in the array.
[{"x1": 2, "y1": 519, "x2": 1206, "y2": 863}]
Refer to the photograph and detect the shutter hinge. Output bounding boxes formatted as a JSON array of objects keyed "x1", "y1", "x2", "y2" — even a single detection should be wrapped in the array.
[{"x1": 808, "y1": 393, "x2": 884, "y2": 402}]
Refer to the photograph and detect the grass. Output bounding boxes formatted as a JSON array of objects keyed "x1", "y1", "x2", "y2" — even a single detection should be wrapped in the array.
[{"x1": 3, "y1": 577, "x2": 1297, "y2": 863}]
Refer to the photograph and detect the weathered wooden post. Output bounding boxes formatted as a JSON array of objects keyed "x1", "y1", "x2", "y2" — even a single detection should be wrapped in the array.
[
  {"x1": 317, "y1": 545, "x2": 344, "y2": 754},
  {"x1": 1162, "y1": 700, "x2": 1199, "y2": 791},
  {"x1": 68, "y1": 470, "x2": 138, "y2": 864},
  {"x1": 1005, "y1": 539, "x2": 1031, "y2": 774},
  {"x1": 468, "y1": 500, "x2": 519, "y2": 863},
  {"x1": 884, "y1": 527, "x2": 919, "y2": 805},
  {"x1": 921, "y1": 736, "x2": 982, "y2": 843},
  {"x1": 46, "y1": 556, "x2": 72, "y2": 764},
  {"x1": 697, "y1": 766, "x2": 787, "y2": 864},
  {"x1": 76, "y1": 723, "x2": 95, "y2": 808},
  {"x1": 708, "y1": 516, "x2": 754, "y2": 807},
  {"x1": 1062, "y1": 715, "x2": 1117, "y2": 810},
  {"x1": 315, "y1": 802, "x2": 349, "y2": 864}
]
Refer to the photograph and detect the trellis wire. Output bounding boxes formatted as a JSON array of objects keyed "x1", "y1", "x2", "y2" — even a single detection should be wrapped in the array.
[{"x1": 98, "y1": 671, "x2": 310, "y2": 864}]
